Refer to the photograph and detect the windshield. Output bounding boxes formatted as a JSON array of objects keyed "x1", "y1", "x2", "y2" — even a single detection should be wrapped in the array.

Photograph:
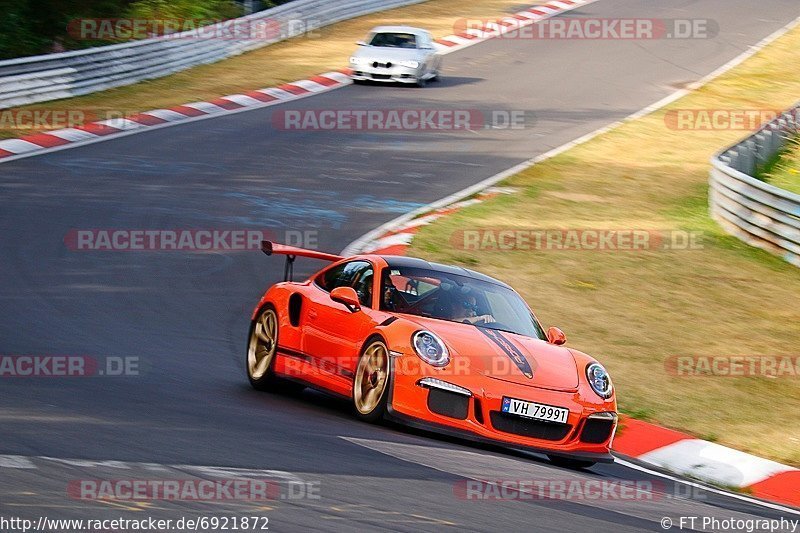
[
  {"x1": 380, "y1": 266, "x2": 546, "y2": 340},
  {"x1": 368, "y1": 32, "x2": 418, "y2": 49}
]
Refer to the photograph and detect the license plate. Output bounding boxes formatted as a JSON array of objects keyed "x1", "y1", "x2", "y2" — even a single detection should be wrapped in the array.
[{"x1": 501, "y1": 397, "x2": 569, "y2": 424}]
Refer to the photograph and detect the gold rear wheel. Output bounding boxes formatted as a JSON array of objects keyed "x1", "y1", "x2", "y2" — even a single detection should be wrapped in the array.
[{"x1": 247, "y1": 307, "x2": 278, "y2": 388}]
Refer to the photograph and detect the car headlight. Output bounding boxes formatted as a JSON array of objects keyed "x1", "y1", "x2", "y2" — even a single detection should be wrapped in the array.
[
  {"x1": 586, "y1": 363, "x2": 613, "y2": 399},
  {"x1": 398, "y1": 60, "x2": 420, "y2": 69},
  {"x1": 412, "y1": 330, "x2": 449, "y2": 367}
]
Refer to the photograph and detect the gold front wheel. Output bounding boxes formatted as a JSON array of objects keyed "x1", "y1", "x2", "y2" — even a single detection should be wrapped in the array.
[{"x1": 353, "y1": 339, "x2": 390, "y2": 421}]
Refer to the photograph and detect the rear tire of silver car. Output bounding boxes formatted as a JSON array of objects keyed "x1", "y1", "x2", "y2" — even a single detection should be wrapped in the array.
[
  {"x1": 352, "y1": 338, "x2": 391, "y2": 423},
  {"x1": 415, "y1": 76, "x2": 427, "y2": 88},
  {"x1": 547, "y1": 455, "x2": 596, "y2": 469}
]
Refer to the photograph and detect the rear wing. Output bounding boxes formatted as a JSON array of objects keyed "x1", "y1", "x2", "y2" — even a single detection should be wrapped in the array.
[{"x1": 261, "y1": 240, "x2": 342, "y2": 281}]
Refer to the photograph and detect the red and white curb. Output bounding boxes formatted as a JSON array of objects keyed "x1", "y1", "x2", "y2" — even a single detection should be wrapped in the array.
[
  {"x1": 614, "y1": 417, "x2": 799, "y2": 508},
  {"x1": 0, "y1": 1, "x2": 595, "y2": 164},
  {"x1": 357, "y1": 187, "x2": 516, "y2": 255},
  {"x1": 0, "y1": 71, "x2": 352, "y2": 163},
  {"x1": 433, "y1": 0, "x2": 597, "y2": 52}
]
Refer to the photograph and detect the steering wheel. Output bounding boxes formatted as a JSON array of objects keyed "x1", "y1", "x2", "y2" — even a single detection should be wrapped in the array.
[{"x1": 404, "y1": 288, "x2": 441, "y2": 313}]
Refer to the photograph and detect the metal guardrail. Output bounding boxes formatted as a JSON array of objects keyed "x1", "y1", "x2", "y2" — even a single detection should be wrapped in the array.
[
  {"x1": 0, "y1": 0, "x2": 425, "y2": 109},
  {"x1": 709, "y1": 103, "x2": 800, "y2": 267}
]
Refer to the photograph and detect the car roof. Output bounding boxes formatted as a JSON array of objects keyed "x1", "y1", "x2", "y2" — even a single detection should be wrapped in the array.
[
  {"x1": 368, "y1": 26, "x2": 429, "y2": 36},
  {"x1": 379, "y1": 255, "x2": 512, "y2": 290}
]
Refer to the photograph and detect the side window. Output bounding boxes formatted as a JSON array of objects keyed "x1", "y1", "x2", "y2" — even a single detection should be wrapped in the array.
[
  {"x1": 351, "y1": 265, "x2": 374, "y2": 308},
  {"x1": 316, "y1": 261, "x2": 374, "y2": 307},
  {"x1": 316, "y1": 263, "x2": 345, "y2": 291}
]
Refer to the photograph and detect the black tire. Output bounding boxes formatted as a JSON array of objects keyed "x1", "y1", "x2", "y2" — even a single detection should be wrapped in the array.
[
  {"x1": 352, "y1": 338, "x2": 391, "y2": 423},
  {"x1": 415, "y1": 76, "x2": 427, "y2": 88},
  {"x1": 547, "y1": 455, "x2": 596, "y2": 470}
]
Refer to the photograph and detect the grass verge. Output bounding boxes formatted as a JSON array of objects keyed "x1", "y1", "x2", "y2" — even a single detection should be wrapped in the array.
[
  {"x1": 0, "y1": 0, "x2": 540, "y2": 140},
  {"x1": 409, "y1": 23, "x2": 800, "y2": 465}
]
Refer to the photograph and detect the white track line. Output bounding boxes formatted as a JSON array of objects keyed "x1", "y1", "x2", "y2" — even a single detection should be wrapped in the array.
[
  {"x1": 0, "y1": 455, "x2": 36, "y2": 469},
  {"x1": 0, "y1": 454, "x2": 303, "y2": 483}
]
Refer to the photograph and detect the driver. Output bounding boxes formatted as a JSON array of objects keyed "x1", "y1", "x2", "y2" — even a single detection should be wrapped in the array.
[{"x1": 450, "y1": 294, "x2": 495, "y2": 325}]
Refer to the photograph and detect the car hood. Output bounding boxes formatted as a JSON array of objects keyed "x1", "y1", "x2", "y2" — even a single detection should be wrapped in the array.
[
  {"x1": 351, "y1": 46, "x2": 424, "y2": 62},
  {"x1": 399, "y1": 315, "x2": 580, "y2": 391}
]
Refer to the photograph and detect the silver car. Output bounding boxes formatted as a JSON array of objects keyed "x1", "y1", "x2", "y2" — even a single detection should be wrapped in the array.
[{"x1": 349, "y1": 26, "x2": 442, "y2": 87}]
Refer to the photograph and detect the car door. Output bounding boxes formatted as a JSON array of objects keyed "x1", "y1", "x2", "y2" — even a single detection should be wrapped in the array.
[{"x1": 303, "y1": 260, "x2": 379, "y2": 386}]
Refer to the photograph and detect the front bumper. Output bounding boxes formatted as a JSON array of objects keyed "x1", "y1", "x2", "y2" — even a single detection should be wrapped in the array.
[
  {"x1": 387, "y1": 357, "x2": 617, "y2": 462},
  {"x1": 350, "y1": 64, "x2": 421, "y2": 83}
]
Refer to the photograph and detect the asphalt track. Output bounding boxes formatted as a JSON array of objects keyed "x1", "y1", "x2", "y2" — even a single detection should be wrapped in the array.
[{"x1": 2, "y1": 0, "x2": 800, "y2": 531}]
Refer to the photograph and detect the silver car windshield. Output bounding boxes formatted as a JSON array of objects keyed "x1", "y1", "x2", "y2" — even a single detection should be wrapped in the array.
[
  {"x1": 369, "y1": 32, "x2": 418, "y2": 49},
  {"x1": 380, "y1": 266, "x2": 546, "y2": 340}
]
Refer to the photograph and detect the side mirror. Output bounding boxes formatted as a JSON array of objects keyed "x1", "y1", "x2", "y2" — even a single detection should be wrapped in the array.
[
  {"x1": 330, "y1": 286, "x2": 361, "y2": 312},
  {"x1": 356, "y1": 40, "x2": 367, "y2": 46},
  {"x1": 546, "y1": 326, "x2": 567, "y2": 346}
]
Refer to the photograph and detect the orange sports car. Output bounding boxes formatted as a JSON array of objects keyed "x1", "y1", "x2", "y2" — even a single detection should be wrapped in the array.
[{"x1": 247, "y1": 241, "x2": 617, "y2": 468}]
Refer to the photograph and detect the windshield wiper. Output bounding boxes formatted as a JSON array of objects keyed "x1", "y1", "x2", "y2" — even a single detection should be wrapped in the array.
[{"x1": 476, "y1": 324, "x2": 519, "y2": 336}]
